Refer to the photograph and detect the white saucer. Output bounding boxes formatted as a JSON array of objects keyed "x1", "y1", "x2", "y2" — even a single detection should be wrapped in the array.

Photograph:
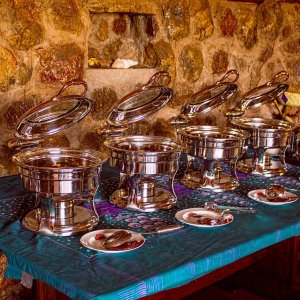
[
  {"x1": 247, "y1": 189, "x2": 298, "y2": 205},
  {"x1": 175, "y1": 208, "x2": 234, "y2": 228},
  {"x1": 80, "y1": 229, "x2": 145, "y2": 253}
]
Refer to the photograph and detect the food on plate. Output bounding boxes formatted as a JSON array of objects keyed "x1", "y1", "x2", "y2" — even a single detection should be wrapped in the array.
[
  {"x1": 104, "y1": 239, "x2": 144, "y2": 251},
  {"x1": 95, "y1": 233, "x2": 106, "y2": 240},
  {"x1": 256, "y1": 191, "x2": 297, "y2": 203},
  {"x1": 187, "y1": 212, "x2": 232, "y2": 226},
  {"x1": 101, "y1": 230, "x2": 134, "y2": 250},
  {"x1": 196, "y1": 216, "x2": 232, "y2": 225}
]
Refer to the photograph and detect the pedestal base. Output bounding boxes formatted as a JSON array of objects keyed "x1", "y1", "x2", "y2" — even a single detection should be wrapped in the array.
[
  {"x1": 22, "y1": 206, "x2": 98, "y2": 236},
  {"x1": 181, "y1": 171, "x2": 239, "y2": 192},
  {"x1": 237, "y1": 158, "x2": 287, "y2": 177},
  {"x1": 110, "y1": 187, "x2": 176, "y2": 212}
]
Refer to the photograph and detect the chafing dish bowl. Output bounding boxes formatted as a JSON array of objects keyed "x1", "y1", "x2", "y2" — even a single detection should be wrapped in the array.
[
  {"x1": 177, "y1": 126, "x2": 249, "y2": 191},
  {"x1": 13, "y1": 148, "x2": 104, "y2": 194},
  {"x1": 231, "y1": 118, "x2": 293, "y2": 148},
  {"x1": 230, "y1": 118, "x2": 293, "y2": 176},
  {"x1": 105, "y1": 136, "x2": 182, "y2": 175},
  {"x1": 177, "y1": 126, "x2": 249, "y2": 160},
  {"x1": 105, "y1": 135, "x2": 182, "y2": 212},
  {"x1": 12, "y1": 148, "x2": 106, "y2": 236}
]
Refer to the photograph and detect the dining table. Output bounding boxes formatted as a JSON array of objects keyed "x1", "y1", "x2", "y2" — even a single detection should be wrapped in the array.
[{"x1": 0, "y1": 161, "x2": 300, "y2": 300}]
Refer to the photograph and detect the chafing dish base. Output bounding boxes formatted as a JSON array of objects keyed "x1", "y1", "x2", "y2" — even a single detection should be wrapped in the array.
[
  {"x1": 237, "y1": 154, "x2": 287, "y2": 177},
  {"x1": 181, "y1": 170, "x2": 239, "y2": 191},
  {"x1": 110, "y1": 187, "x2": 176, "y2": 212},
  {"x1": 181, "y1": 157, "x2": 239, "y2": 192}
]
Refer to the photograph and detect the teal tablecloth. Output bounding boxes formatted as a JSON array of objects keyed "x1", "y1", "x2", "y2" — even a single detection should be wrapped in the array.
[{"x1": 0, "y1": 162, "x2": 300, "y2": 300}]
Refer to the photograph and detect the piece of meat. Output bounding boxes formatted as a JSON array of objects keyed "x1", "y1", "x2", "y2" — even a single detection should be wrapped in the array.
[{"x1": 103, "y1": 230, "x2": 133, "y2": 249}]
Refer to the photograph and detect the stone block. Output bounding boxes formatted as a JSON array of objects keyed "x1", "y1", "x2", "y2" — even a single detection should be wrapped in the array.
[
  {"x1": 90, "y1": 87, "x2": 118, "y2": 121},
  {"x1": 220, "y1": 8, "x2": 237, "y2": 37},
  {"x1": 257, "y1": 0, "x2": 283, "y2": 41},
  {"x1": 179, "y1": 45, "x2": 203, "y2": 83},
  {"x1": 164, "y1": 0, "x2": 190, "y2": 40},
  {"x1": 0, "y1": 46, "x2": 16, "y2": 92},
  {"x1": 211, "y1": 50, "x2": 229, "y2": 75},
  {"x1": 38, "y1": 43, "x2": 84, "y2": 84},
  {"x1": 236, "y1": 8, "x2": 257, "y2": 49},
  {"x1": 8, "y1": 20, "x2": 43, "y2": 50}
]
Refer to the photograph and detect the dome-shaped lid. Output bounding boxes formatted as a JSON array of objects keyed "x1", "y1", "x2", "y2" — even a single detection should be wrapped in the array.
[
  {"x1": 106, "y1": 71, "x2": 173, "y2": 127},
  {"x1": 226, "y1": 71, "x2": 289, "y2": 117},
  {"x1": 175, "y1": 70, "x2": 239, "y2": 122},
  {"x1": 14, "y1": 80, "x2": 92, "y2": 141}
]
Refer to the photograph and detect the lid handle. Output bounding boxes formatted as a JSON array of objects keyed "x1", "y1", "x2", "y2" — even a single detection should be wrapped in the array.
[
  {"x1": 143, "y1": 71, "x2": 171, "y2": 89},
  {"x1": 216, "y1": 69, "x2": 239, "y2": 85},
  {"x1": 267, "y1": 71, "x2": 289, "y2": 85},
  {"x1": 7, "y1": 138, "x2": 41, "y2": 150},
  {"x1": 54, "y1": 79, "x2": 88, "y2": 98}
]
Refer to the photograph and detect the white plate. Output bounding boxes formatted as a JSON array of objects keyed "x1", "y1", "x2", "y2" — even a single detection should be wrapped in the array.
[
  {"x1": 175, "y1": 208, "x2": 234, "y2": 228},
  {"x1": 80, "y1": 229, "x2": 145, "y2": 253},
  {"x1": 247, "y1": 189, "x2": 298, "y2": 205}
]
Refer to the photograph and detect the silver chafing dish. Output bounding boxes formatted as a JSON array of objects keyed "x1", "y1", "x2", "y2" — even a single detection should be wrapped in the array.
[
  {"x1": 172, "y1": 70, "x2": 250, "y2": 191},
  {"x1": 177, "y1": 126, "x2": 249, "y2": 191},
  {"x1": 105, "y1": 136, "x2": 181, "y2": 211},
  {"x1": 226, "y1": 71, "x2": 293, "y2": 176},
  {"x1": 230, "y1": 118, "x2": 293, "y2": 176},
  {"x1": 10, "y1": 80, "x2": 106, "y2": 236},
  {"x1": 102, "y1": 72, "x2": 182, "y2": 212}
]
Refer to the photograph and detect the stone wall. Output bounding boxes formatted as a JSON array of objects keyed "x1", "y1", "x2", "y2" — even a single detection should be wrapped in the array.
[{"x1": 0, "y1": 0, "x2": 300, "y2": 175}]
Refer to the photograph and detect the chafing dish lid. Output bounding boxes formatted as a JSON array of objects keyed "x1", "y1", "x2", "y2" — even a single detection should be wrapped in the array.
[
  {"x1": 177, "y1": 70, "x2": 239, "y2": 119},
  {"x1": 226, "y1": 71, "x2": 289, "y2": 117},
  {"x1": 106, "y1": 71, "x2": 173, "y2": 127},
  {"x1": 240, "y1": 83, "x2": 288, "y2": 109},
  {"x1": 14, "y1": 80, "x2": 92, "y2": 141}
]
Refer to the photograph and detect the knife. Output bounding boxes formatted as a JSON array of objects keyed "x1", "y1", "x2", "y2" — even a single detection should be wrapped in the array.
[{"x1": 142, "y1": 224, "x2": 183, "y2": 235}]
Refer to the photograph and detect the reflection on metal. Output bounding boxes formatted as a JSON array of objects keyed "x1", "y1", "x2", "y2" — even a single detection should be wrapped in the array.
[
  {"x1": 171, "y1": 70, "x2": 239, "y2": 126},
  {"x1": 105, "y1": 135, "x2": 182, "y2": 212},
  {"x1": 177, "y1": 126, "x2": 249, "y2": 191},
  {"x1": 13, "y1": 148, "x2": 105, "y2": 236},
  {"x1": 10, "y1": 80, "x2": 105, "y2": 236},
  {"x1": 98, "y1": 71, "x2": 173, "y2": 136},
  {"x1": 231, "y1": 118, "x2": 293, "y2": 177},
  {"x1": 226, "y1": 71, "x2": 289, "y2": 119}
]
